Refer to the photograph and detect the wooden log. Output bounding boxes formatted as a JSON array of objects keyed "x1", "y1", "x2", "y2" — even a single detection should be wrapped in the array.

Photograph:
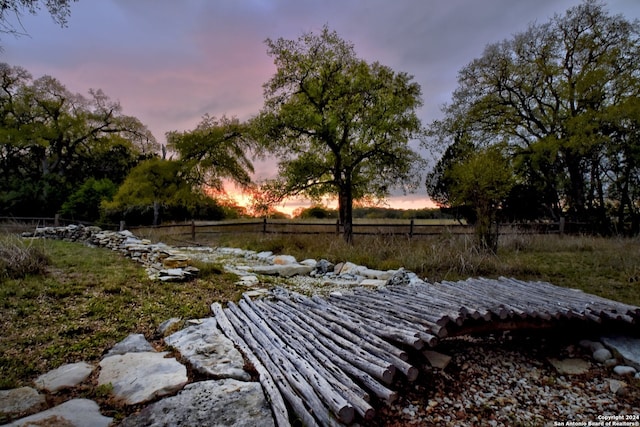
[
  {"x1": 211, "y1": 303, "x2": 290, "y2": 427},
  {"x1": 329, "y1": 295, "x2": 438, "y2": 347},
  {"x1": 301, "y1": 295, "x2": 426, "y2": 349},
  {"x1": 348, "y1": 289, "x2": 449, "y2": 337},
  {"x1": 237, "y1": 298, "x2": 355, "y2": 425},
  {"x1": 387, "y1": 285, "x2": 477, "y2": 323},
  {"x1": 267, "y1": 298, "x2": 396, "y2": 384},
  {"x1": 221, "y1": 303, "x2": 321, "y2": 427},
  {"x1": 365, "y1": 287, "x2": 463, "y2": 327},
  {"x1": 285, "y1": 294, "x2": 409, "y2": 362},
  {"x1": 276, "y1": 298, "x2": 418, "y2": 382},
  {"x1": 255, "y1": 301, "x2": 376, "y2": 421},
  {"x1": 269, "y1": 301, "x2": 399, "y2": 404}
]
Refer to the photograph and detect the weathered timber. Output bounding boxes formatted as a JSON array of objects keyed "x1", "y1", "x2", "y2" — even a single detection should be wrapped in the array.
[
  {"x1": 211, "y1": 303, "x2": 290, "y2": 427},
  {"x1": 285, "y1": 294, "x2": 409, "y2": 362},
  {"x1": 365, "y1": 287, "x2": 463, "y2": 326},
  {"x1": 268, "y1": 298, "x2": 396, "y2": 385},
  {"x1": 302, "y1": 295, "x2": 425, "y2": 349},
  {"x1": 275, "y1": 299, "x2": 418, "y2": 382},
  {"x1": 269, "y1": 302, "x2": 399, "y2": 404},
  {"x1": 348, "y1": 289, "x2": 449, "y2": 337},
  {"x1": 222, "y1": 303, "x2": 321, "y2": 427},
  {"x1": 238, "y1": 298, "x2": 355, "y2": 425},
  {"x1": 329, "y1": 295, "x2": 438, "y2": 347},
  {"x1": 256, "y1": 301, "x2": 376, "y2": 421}
]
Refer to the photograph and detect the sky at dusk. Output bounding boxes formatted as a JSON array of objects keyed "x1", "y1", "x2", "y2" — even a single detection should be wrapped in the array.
[{"x1": 4, "y1": 0, "x2": 640, "y2": 214}]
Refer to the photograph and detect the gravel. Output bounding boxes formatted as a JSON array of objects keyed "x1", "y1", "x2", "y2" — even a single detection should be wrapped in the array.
[{"x1": 373, "y1": 333, "x2": 640, "y2": 427}]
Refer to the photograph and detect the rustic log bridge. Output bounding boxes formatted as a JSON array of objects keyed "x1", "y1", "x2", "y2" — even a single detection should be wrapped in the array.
[
  {"x1": 237, "y1": 298, "x2": 355, "y2": 425},
  {"x1": 213, "y1": 276, "x2": 640, "y2": 426}
]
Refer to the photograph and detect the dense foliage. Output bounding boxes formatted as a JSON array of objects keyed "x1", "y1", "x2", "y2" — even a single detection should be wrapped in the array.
[
  {"x1": 253, "y1": 26, "x2": 425, "y2": 242},
  {"x1": 426, "y1": 0, "x2": 640, "y2": 236},
  {"x1": 0, "y1": 63, "x2": 157, "y2": 218}
]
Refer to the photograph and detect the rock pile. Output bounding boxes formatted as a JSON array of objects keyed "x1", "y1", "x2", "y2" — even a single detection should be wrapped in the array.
[{"x1": 22, "y1": 225, "x2": 199, "y2": 282}]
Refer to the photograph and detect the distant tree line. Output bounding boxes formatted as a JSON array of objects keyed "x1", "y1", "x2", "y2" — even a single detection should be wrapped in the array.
[{"x1": 294, "y1": 205, "x2": 453, "y2": 221}]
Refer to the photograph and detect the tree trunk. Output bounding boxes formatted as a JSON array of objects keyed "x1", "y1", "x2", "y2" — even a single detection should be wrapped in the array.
[
  {"x1": 153, "y1": 200, "x2": 160, "y2": 226},
  {"x1": 339, "y1": 175, "x2": 354, "y2": 244}
]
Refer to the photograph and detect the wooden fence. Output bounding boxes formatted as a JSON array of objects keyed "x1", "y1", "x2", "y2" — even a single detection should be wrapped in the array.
[
  {"x1": 2, "y1": 216, "x2": 585, "y2": 239},
  {"x1": 126, "y1": 218, "x2": 575, "y2": 240}
]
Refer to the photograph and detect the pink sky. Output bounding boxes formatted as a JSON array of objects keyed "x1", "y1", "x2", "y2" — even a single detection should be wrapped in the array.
[{"x1": 3, "y1": 0, "x2": 639, "y2": 214}]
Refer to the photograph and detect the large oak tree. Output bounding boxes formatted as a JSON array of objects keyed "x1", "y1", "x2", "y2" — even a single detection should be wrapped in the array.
[
  {"x1": 254, "y1": 26, "x2": 424, "y2": 243},
  {"x1": 426, "y1": 0, "x2": 640, "y2": 234}
]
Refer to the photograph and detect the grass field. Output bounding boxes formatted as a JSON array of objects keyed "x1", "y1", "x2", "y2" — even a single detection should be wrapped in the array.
[{"x1": 1, "y1": 230, "x2": 639, "y2": 396}]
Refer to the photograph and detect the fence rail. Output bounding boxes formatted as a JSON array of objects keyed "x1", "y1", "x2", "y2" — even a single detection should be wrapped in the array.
[
  {"x1": 2, "y1": 216, "x2": 584, "y2": 239},
  {"x1": 127, "y1": 218, "x2": 574, "y2": 240}
]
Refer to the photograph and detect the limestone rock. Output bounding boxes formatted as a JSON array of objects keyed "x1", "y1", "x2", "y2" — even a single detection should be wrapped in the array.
[
  {"x1": 34, "y1": 362, "x2": 94, "y2": 392},
  {"x1": 547, "y1": 358, "x2": 591, "y2": 375},
  {"x1": 313, "y1": 259, "x2": 335, "y2": 275},
  {"x1": 5, "y1": 399, "x2": 112, "y2": 427},
  {"x1": 386, "y1": 268, "x2": 414, "y2": 287},
  {"x1": 359, "y1": 279, "x2": 387, "y2": 288},
  {"x1": 157, "y1": 317, "x2": 182, "y2": 336},
  {"x1": 300, "y1": 258, "x2": 317, "y2": 267},
  {"x1": 0, "y1": 387, "x2": 46, "y2": 417},
  {"x1": 608, "y1": 379, "x2": 628, "y2": 396},
  {"x1": 162, "y1": 255, "x2": 190, "y2": 268},
  {"x1": 613, "y1": 365, "x2": 637, "y2": 377},
  {"x1": 164, "y1": 317, "x2": 250, "y2": 381},
  {"x1": 247, "y1": 264, "x2": 314, "y2": 277},
  {"x1": 119, "y1": 379, "x2": 274, "y2": 427},
  {"x1": 273, "y1": 254, "x2": 297, "y2": 265},
  {"x1": 338, "y1": 261, "x2": 362, "y2": 276},
  {"x1": 593, "y1": 348, "x2": 613, "y2": 363},
  {"x1": 98, "y1": 352, "x2": 188, "y2": 405},
  {"x1": 106, "y1": 333, "x2": 154, "y2": 356},
  {"x1": 601, "y1": 335, "x2": 640, "y2": 370},
  {"x1": 424, "y1": 350, "x2": 452, "y2": 370}
]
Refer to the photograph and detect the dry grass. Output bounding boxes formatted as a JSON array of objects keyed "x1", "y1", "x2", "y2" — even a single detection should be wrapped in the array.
[
  {"x1": 0, "y1": 234, "x2": 50, "y2": 281},
  {"x1": 188, "y1": 230, "x2": 640, "y2": 307}
]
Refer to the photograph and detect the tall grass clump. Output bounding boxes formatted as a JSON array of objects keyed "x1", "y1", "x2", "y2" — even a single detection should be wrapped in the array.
[{"x1": 0, "y1": 235, "x2": 49, "y2": 281}]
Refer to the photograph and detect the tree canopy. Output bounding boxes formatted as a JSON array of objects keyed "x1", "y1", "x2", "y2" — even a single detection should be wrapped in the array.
[
  {"x1": 0, "y1": 0, "x2": 76, "y2": 42},
  {"x1": 166, "y1": 114, "x2": 254, "y2": 192},
  {"x1": 253, "y1": 26, "x2": 425, "y2": 242},
  {"x1": 425, "y1": 0, "x2": 640, "y2": 235},
  {"x1": 0, "y1": 63, "x2": 157, "y2": 217}
]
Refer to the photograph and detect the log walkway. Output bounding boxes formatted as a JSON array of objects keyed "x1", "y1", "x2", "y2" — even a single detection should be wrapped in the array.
[{"x1": 211, "y1": 277, "x2": 640, "y2": 426}]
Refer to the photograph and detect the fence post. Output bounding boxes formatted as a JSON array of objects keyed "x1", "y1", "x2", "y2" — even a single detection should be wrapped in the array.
[
  {"x1": 409, "y1": 219, "x2": 414, "y2": 239},
  {"x1": 119, "y1": 220, "x2": 126, "y2": 231},
  {"x1": 191, "y1": 220, "x2": 196, "y2": 240},
  {"x1": 263, "y1": 217, "x2": 267, "y2": 234},
  {"x1": 54, "y1": 214, "x2": 60, "y2": 227},
  {"x1": 336, "y1": 219, "x2": 340, "y2": 235},
  {"x1": 559, "y1": 216, "x2": 565, "y2": 235}
]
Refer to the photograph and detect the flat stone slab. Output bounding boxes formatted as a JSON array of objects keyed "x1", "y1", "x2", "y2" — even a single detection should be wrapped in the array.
[
  {"x1": 0, "y1": 387, "x2": 46, "y2": 416},
  {"x1": 547, "y1": 358, "x2": 591, "y2": 375},
  {"x1": 5, "y1": 398, "x2": 112, "y2": 427},
  {"x1": 106, "y1": 333, "x2": 155, "y2": 356},
  {"x1": 34, "y1": 362, "x2": 94, "y2": 392},
  {"x1": 98, "y1": 351, "x2": 188, "y2": 405},
  {"x1": 424, "y1": 350, "x2": 452, "y2": 370},
  {"x1": 118, "y1": 379, "x2": 275, "y2": 427},
  {"x1": 601, "y1": 335, "x2": 640, "y2": 370},
  {"x1": 247, "y1": 264, "x2": 314, "y2": 277},
  {"x1": 165, "y1": 317, "x2": 250, "y2": 381}
]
